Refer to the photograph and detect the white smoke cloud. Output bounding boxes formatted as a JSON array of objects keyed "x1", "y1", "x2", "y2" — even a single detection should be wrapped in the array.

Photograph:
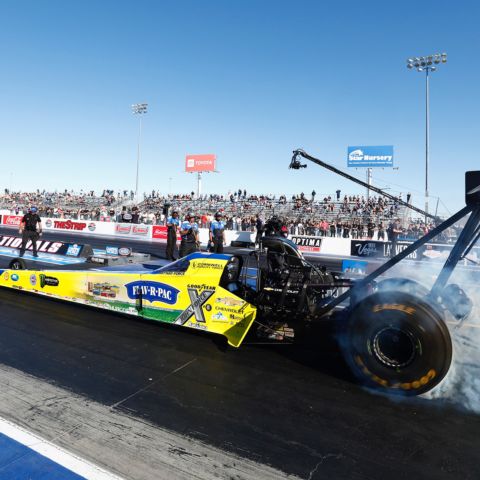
[{"x1": 384, "y1": 257, "x2": 480, "y2": 412}]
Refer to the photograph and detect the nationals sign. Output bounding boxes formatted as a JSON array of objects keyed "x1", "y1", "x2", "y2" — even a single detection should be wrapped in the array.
[
  {"x1": 185, "y1": 154, "x2": 216, "y2": 173},
  {"x1": 0, "y1": 234, "x2": 87, "y2": 256}
]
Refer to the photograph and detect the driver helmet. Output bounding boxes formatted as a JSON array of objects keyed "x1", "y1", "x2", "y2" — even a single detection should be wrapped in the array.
[{"x1": 29, "y1": 206, "x2": 38, "y2": 213}]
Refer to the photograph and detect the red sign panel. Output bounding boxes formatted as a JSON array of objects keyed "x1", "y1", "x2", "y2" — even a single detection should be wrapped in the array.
[
  {"x1": 152, "y1": 225, "x2": 181, "y2": 241},
  {"x1": 185, "y1": 154, "x2": 216, "y2": 173},
  {"x1": 2, "y1": 215, "x2": 23, "y2": 227}
]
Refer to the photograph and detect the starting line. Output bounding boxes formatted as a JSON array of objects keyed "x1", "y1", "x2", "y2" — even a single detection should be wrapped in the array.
[{"x1": 0, "y1": 416, "x2": 123, "y2": 480}]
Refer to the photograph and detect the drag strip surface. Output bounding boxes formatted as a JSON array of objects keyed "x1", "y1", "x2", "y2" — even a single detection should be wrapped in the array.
[{"x1": 1, "y1": 288, "x2": 480, "y2": 479}]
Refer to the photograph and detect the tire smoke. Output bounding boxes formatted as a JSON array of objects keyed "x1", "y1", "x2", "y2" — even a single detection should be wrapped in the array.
[{"x1": 386, "y1": 259, "x2": 480, "y2": 413}]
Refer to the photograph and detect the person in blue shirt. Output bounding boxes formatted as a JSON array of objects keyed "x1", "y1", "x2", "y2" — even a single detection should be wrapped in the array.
[
  {"x1": 166, "y1": 211, "x2": 179, "y2": 260},
  {"x1": 179, "y1": 214, "x2": 198, "y2": 258},
  {"x1": 210, "y1": 212, "x2": 226, "y2": 253},
  {"x1": 192, "y1": 216, "x2": 201, "y2": 247}
]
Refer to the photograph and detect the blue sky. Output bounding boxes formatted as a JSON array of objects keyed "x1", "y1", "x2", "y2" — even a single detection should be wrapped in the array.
[{"x1": 0, "y1": 0, "x2": 479, "y2": 214}]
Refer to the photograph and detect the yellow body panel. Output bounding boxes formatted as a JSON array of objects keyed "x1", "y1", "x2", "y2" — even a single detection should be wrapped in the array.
[{"x1": 0, "y1": 256, "x2": 256, "y2": 347}]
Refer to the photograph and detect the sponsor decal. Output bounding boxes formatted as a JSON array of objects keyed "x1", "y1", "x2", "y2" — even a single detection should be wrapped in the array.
[
  {"x1": 187, "y1": 283, "x2": 217, "y2": 291},
  {"x1": 88, "y1": 222, "x2": 96, "y2": 232},
  {"x1": 39, "y1": 274, "x2": 60, "y2": 288},
  {"x1": 174, "y1": 288, "x2": 215, "y2": 325},
  {"x1": 354, "y1": 242, "x2": 378, "y2": 257},
  {"x1": 290, "y1": 236, "x2": 322, "y2": 253},
  {"x1": 214, "y1": 303, "x2": 248, "y2": 314},
  {"x1": 132, "y1": 225, "x2": 149, "y2": 236},
  {"x1": 215, "y1": 297, "x2": 244, "y2": 307},
  {"x1": 105, "y1": 246, "x2": 119, "y2": 256},
  {"x1": 87, "y1": 282, "x2": 119, "y2": 299},
  {"x1": 116, "y1": 224, "x2": 132, "y2": 234},
  {"x1": 45, "y1": 219, "x2": 53, "y2": 228},
  {"x1": 191, "y1": 261, "x2": 224, "y2": 270},
  {"x1": 152, "y1": 225, "x2": 168, "y2": 240},
  {"x1": 11, "y1": 274, "x2": 19, "y2": 281},
  {"x1": 3, "y1": 272, "x2": 9, "y2": 280},
  {"x1": 2, "y1": 215, "x2": 22, "y2": 227},
  {"x1": 125, "y1": 281, "x2": 180, "y2": 305},
  {"x1": 152, "y1": 225, "x2": 181, "y2": 241},
  {"x1": 89, "y1": 256, "x2": 107, "y2": 264},
  {"x1": 347, "y1": 146, "x2": 394, "y2": 168},
  {"x1": 66, "y1": 244, "x2": 82, "y2": 257},
  {"x1": 0, "y1": 235, "x2": 72, "y2": 255},
  {"x1": 53, "y1": 220, "x2": 87, "y2": 231},
  {"x1": 372, "y1": 303, "x2": 416, "y2": 315},
  {"x1": 186, "y1": 322, "x2": 208, "y2": 330},
  {"x1": 341, "y1": 259, "x2": 368, "y2": 275},
  {"x1": 118, "y1": 247, "x2": 132, "y2": 256},
  {"x1": 185, "y1": 154, "x2": 216, "y2": 173},
  {"x1": 29, "y1": 274, "x2": 37, "y2": 286},
  {"x1": 351, "y1": 240, "x2": 431, "y2": 260},
  {"x1": 212, "y1": 311, "x2": 228, "y2": 321}
]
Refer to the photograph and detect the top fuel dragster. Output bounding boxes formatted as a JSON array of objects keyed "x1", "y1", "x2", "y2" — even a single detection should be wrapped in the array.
[{"x1": 0, "y1": 152, "x2": 479, "y2": 397}]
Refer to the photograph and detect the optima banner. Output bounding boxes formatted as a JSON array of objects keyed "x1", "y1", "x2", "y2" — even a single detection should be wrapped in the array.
[{"x1": 347, "y1": 146, "x2": 394, "y2": 168}]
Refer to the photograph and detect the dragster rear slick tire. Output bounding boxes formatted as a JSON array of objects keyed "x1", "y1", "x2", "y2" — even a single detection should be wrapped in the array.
[{"x1": 341, "y1": 291, "x2": 452, "y2": 396}]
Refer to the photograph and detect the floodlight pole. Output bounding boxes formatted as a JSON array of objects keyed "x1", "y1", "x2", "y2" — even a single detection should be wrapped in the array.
[
  {"x1": 131, "y1": 103, "x2": 148, "y2": 200},
  {"x1": 197, "y1": 172, "x2": 202, "y2": 197},
  {"x1": 366, "y1": 167, "x2": 372, "y2": 201},
  {"x1": 425, "y1": 67, "x2": 430, "y2": 221},
  {"x1": 136, "y1": 115, "x2": 143, "y2": 199},
  {"x1": 406, "y1": 53, "x2": 447, "y2": 223}
]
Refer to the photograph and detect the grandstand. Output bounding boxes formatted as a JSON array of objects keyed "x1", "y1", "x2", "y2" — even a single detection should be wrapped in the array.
[{"x1": 1, "y1": 189, "x2": 457, "y2": 242}]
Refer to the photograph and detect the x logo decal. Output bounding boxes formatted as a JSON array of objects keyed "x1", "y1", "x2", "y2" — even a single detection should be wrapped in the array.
[{"x1": 175, "y1": 288, "x2": 215, "y2": 325}]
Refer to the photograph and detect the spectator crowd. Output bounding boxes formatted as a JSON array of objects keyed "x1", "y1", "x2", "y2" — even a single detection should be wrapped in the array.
[{"x1": 0, "y1": 188, "x2": 458, "y2": 243}]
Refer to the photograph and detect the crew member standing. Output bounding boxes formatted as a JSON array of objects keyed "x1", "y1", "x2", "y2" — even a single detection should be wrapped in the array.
[
  {"x1": 166, "y1": 211, "x2": 179, "y2": 260},
  {"x1": 388, "y1": 219, "x2": 402, "y2": 258},
  {"x1": 19, "y1": 206, "x2": 42, "y2": 257},
  {"x1": 255, "y1": 214, "x2": 264, "y2": 246},
  {"x1": 192, "y1": 216, "x2": 201, "y2": 252},
  {"x1": 179, "y1": 215, "x2": 197, "y2": 258},
  {"x1": 210, "y1": 212, "x2": 226, "y2": 253}
]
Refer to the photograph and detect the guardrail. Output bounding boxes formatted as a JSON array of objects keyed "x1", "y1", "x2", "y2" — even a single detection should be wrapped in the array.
[{"x1": 0, "y1": 213, "x2": 467, "y2": 260}]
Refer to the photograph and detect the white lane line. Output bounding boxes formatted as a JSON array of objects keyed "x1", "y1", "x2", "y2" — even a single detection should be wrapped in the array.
[
  {"x1": 110, "y1": 358, "x2": 197, "y2": 409},
  {"x1": 0, "y1": 416, "x2": 124, "y2": 480}
]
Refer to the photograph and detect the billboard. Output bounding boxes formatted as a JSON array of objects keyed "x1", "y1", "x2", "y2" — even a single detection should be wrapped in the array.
[
  {"x1": 347, "y1": 146, "x2": 393, "y2": 168},
  {"x1": 185, "y1": 154, "x2": 216, "y2": 173}
]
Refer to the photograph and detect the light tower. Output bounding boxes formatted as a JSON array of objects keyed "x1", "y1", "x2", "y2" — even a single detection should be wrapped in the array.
[
  {"x1": 406, "y1": 53, "x2": 447, "y2": 219},
  {"x1": 131, "y1": 103, "x2": 148, "y2": 199}
]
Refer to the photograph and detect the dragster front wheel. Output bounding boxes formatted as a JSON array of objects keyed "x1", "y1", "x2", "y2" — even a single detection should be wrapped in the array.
[
  {"x1": 9, "y1": 258, "x2": 27, "y2": 270},
  {"x1": 341, "y1": 291, "x2": 452, "y2": 396}
]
